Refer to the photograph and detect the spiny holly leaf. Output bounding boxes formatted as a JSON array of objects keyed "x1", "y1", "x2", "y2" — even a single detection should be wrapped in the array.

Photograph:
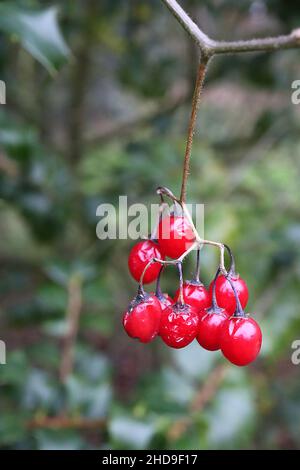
[{"x1": 0, "y1": 4, "x2": 70, "y2": 74}]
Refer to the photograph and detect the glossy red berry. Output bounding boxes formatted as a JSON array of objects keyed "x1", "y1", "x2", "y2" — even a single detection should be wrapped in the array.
[
  {"x1": 174, "y1": 281, "x2": 210, "y2": 313},
  {"x1": 154, "y1": 293, "x2": 173, "y2": 337},
  {"x1": 123, "y1": 293, "x2": 162, "y2": 343},
  {"x1": 197, "y1": 307, "x2": 228, "y2": 351},
  {"x1": 128, "y1": 240, "x2": 165, "y2": 284},
  {"x1": 155, "y1": 292, "x2": 173, "y2": 312},
  {"x1": 157, "y1": 214, "x2": 195, "y2": 259},
  {"x1": 159, "y1": 303, "x2": 199, "y2": 349},
  {"x1": 209, "y1": 273, "x2": 249, "y2": 315},
  {"x1": 220, "y1": 316, "x2": 262, "y2": 366}
]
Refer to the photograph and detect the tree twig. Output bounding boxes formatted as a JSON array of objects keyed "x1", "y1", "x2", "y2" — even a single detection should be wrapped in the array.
[
  {"x1": 180, "y1": 58, "x2": 208, "y2": 203},
  {"x1": 162, "y1": 0, "x2": 300, "y2": 205},
  {"x1": 0, "y1": 152, "x2": 19, "y2": 178},
  {"x1": 28, "y1": 416, "x2": 106, "y2": 430},
  {"x1": 68, "y1": 0, "x2": 99, "y2": 163},
  {"x1": 162, "y1": 0, "x2": 300, "y2": 57}
]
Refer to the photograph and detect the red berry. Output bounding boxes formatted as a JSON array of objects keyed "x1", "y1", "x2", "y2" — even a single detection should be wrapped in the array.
[
  {"x1": 153, "y1": 293, "x2": 173, "y2": 336},
  {"x1": 155, "y1": 292, "x2": 173, "y2": 312},
  {"x1": 159, "y1": 303, "x2": 199, "y2": 349},
  {"x1": 220, "y1": 316, "x2": 262, "y2": 366},
  {"x1": 128, "y1": 240, "x2": 165, "y2": 284},
  {"x1": 123, "y1": 293, "x2": 162, "y2": 343},
  {"x1": 157, "y1": 214, "x2": 195, "y2": 259},
  {"x1": 197, "y1": 307, "x2": 228, "y2": 351},
  {"x1": 209, "y1": 273, "x2": 249, "y2": 315},
  {"x1": 174, "y1": 281, "x2": 210, "y2": 312}
]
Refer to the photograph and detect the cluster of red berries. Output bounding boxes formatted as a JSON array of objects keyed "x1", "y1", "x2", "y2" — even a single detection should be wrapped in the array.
[{"x1": 123, "y1": 211, "x2": 262, "y2": 367}]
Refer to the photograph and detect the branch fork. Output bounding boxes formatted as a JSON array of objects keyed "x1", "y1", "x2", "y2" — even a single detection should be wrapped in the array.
[{"x1": 162, "y1": 0, "x2": 300, "y2": 57}]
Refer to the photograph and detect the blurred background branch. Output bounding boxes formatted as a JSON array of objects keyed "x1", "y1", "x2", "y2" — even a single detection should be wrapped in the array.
[
  {"x1": 59, "y1": 275, "x2": 83, "y2": 382},
  {"x1": 28, "y1": 416, "x2": 106, "y2": 431}
]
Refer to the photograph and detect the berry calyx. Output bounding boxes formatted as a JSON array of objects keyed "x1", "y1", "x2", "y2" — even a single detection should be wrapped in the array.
[
  {"x1": 128, "y1": 240, "x2": 165, "y2": 284},
  {"x1": 174, "y1": 280, "x2": 210, "y2": 312},
  {"x1": 123, "y1": 292, "x2": 162, "y2": 343},
  {"x1": 159, "y1": 302, "x2": 199, "y2": 349},
  {"x1": 220, "y1": 316, "x2": 262, "y2": 366},
  {"x1": 157, "y1": 213, "x2": 195, "y2": 259},
  {"x1": 197, "y1": 306, "x2": 228, "y2": 351}
]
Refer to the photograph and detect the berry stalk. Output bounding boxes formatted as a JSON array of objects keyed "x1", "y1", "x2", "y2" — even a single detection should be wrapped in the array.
[
  {"x1": 224, "y1": 243, "x2": 236, "y2": 275},
  {"x1": 177, "y1": 261, "x2": 185, "y2": 306},
  {"x1": 155, "y1": 265, "x2": 166, "y2": 301},
  {"x1": 193, "y1": 248, "x2": 201, "y2": 283},
  {"x1": 180, "y1": 58, "x2": 209, "y2": 204},
  {"x1": 211, "y1": 268, "x2": 221, "y2": 309},
  {"x1": 225, "y1": 274, "x2": 246, "y2": 317}
]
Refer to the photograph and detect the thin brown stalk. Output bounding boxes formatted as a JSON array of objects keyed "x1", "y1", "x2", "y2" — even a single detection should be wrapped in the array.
[{"x1": 180, "y1": 58, "x2": 208, "y2": 204}]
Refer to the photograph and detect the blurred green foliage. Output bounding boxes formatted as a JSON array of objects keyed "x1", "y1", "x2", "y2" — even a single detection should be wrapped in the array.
[{"x1": 0, "y1": 0, "x2": 300, "y2": 450}]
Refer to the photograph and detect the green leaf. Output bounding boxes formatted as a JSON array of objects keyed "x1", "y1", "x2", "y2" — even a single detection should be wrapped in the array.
[
  {"x1": 0, "y1": 4, "x2": 70, "y2": 74},
  {"x1": 22, "y1": 369, "x2": 59, "y2": 411},
  {"x1": 34, "y1": 430, "x2": 85, "y2": 450},
  {"x1": 0, "y1": 350, "x2": 29, "y2": 386},
  {"x1": 0, "y1": 116, "x2": 37, "y2": 161},
  {"x1": 171, "y1": 341, "x2": 219, "y2": 380},
  {"x1": 206, "y1": 370, "x2": 256, "y2": 449},
  {"x1": 0, "y1": 414, "x2": 26, "y2": 446},
  {"x1": 65, "y1": 376, "x2": 112, "y2": 418},
  {"x1": 161, "y1": 368, "x2": 195, "y2": 405},
  {"x1": 109, "y1": 416, "x2": 156, "y2": 449}
]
